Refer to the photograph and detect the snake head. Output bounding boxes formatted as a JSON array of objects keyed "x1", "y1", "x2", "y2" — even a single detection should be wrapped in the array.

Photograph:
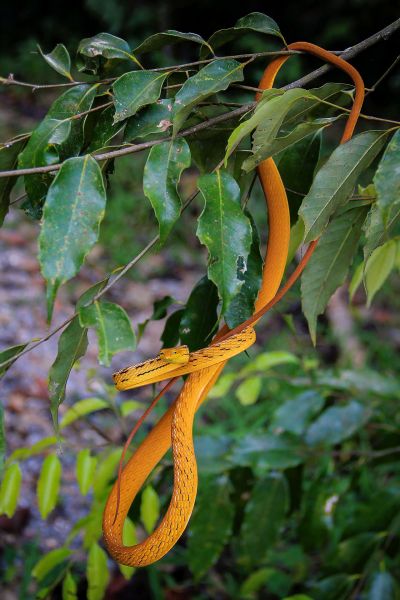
[{"x1": 159, "y1": 345, "x2": 190, "y2": 365}]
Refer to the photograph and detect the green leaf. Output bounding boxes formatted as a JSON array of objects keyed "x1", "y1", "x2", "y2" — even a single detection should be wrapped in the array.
[
  {"x1": 299, "y1": 131, "x2": 388, "y2": 242},
  {"x1": 364, "y1": 240, "x2": 397, "y2": 306},
  {"x1": 93, "y1": 449, "x2": 122, "y2": 500},
  {"x1": 39, "y1": 155, "x2": 106, "y2": 320},
  {"x1": 161, "y1": 309, "x2": 185, "y2": 348},
  {"x1": 301, "y1": 205, "x2": 368, "y2": 343},
  {"x1": 0, "y1": 138, "x2": 27, "y2": 225},
  {"x1": 0, "y1": 343, "x2": 27, "y2": 378},
  {"x1": 241, "y1": 569, "x2": 278, "y2": 597},
  {"x1": 62, "y1": 571, "x2": 78, "y2": 600},
  {"x1": 134, "y1": 30, "x2": 210, "y2": 55},
  {"x1": 349, "y1": 261, "x2": 364, "y2": 301},
  {"x1": 173, "y1": 59, "x2": 244, "y2": 134},
  {"x1": 120, "y1": 400, "x2": 142, "y2": 417},
  {"x1": 202, "y1": 12, "x2": 284, "y2": 58},
  {"x1": 79, "y1": 300, "x2": 136, "y2": 366},
  {"x1": 0, "y1": 462, "x2": 22, "y2": 517},
  {"x1": 273, "y1": 391, "x2": 325, "y2": 435},
  {"x1": 230, "y1": 433, "x2": 303, "y2": 472},
  {"x1": 287, "y1": 219, "x2": 306, "y2": 263},
  {"x1": 76, "y1": 449, "x2": 97, "y2": 496},
  {"x1": 87, "y1": 105, "x2": 125, "y2": 152},
  {"x1": 38, "y1": 44, "x2": 72, "y2": 80},
  {"x1": 240, "y1": 473, "x2": 289, "y2": 566},
  {"x1": 32, "y1": 548, "x2": 72, "y2": 581},
  {"x1": 49, "y1": 317, "x2": 88, "y2": 429},
  {"x1": 311, "y1": 575, "x2": 354, "y2": 600},
  {"x1": 188, "y1": 475, "x2": 234, "y2": 579},
  {"x1": 124, "y1": 99, "x2": 173, "y2": 142},
  {"x1": 0, "y1": 402, "x2": 5, "y2": 474},
  {"x1": 179, "y1": 276, "x2": 219, "y2": 351},
  {"x1": 367, "y1": 572, "x2": 398, "y2": 599},
  {"x1": 143, "y1": 138, "x2": 191, "y2": 245},
  {"x1": 60, "y1": 397, "x2": 109, "y2": 429},
  {"x1": 305, "y1": 400, "x2": 371, "y2": 446},
  {"x1": 37, "y1": 454, "x2": 62, "y2": 519},
  {"x1": 19, "y1": 85, "x2": 98, "y2": 212},
  {"x1": 225, "y1": 212, "x2": 263, "y2": 328},
  {"x1": 138, "y1": 295, "x2": 176, "y2": 340},
  {"x1": 119, "y1": 518, "x2": 137, "y2": 580},
  {"x1": 112, "y1": 71, "x2": 168, "y2": 123},
  {"x1": 364, "y1": 200, "x2": 400, "y2": 259},
  {"x1": 140, "y1": 485, "x2": 160, "y2": 534},
  {"x1": 236, "y1": 376, "x2": 262, "y2": 406},
  {"x1": 197, "y1": 171, "x2": 252, "y2": 314},
  {"x1": 374, "y1": 129, "x2": 400, "y2": 226},
  {"x1": 8, "y1": 436, "x2": 57, "y2": 463},
  {"x1": 77, "y1": 33, "x2": 141, "y2": 73},
  {"x1": 87, "y1": 543, "x2": 110, "y2": 600},
  {"x1": 240, "y1": 350, "x2": 299, "y2": 375}
]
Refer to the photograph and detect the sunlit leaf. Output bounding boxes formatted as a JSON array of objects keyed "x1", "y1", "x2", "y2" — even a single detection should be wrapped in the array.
[
  {"x1": 60, "y1": 398, "x2": 108, "y2": 429},
  {"x1": 37, "y1": 454, "x2": 62, "y2": 519},
  {"x1": 32, "y1": 548, "x2": 72, "y2": 581},
  {"x1": 87, "y1": 543, "x2": 110, "y2": 600},
  {"x1": 236, "y1": 376, "x2": 262, "y2": 406},
  {"x1": 0, "y1": 462, "x2": 22, "y2": 517}
]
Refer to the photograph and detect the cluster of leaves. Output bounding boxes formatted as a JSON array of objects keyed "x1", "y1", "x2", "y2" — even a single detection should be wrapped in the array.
[{"x1": 0, "y1": 11, "x2": 399, "y2": 600}]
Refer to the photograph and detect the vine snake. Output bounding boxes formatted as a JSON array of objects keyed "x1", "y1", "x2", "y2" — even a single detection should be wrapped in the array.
[{"x1": 102, "y1": 42, "x2": 365, "y2": 567}]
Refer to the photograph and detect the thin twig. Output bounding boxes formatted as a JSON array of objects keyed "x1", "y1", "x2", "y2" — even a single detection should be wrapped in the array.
[{"x1": 368, "y1": 54, "x2": 400, "y2": 91}]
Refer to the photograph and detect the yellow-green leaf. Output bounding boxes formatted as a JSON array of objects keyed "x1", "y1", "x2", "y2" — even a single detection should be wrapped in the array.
[
  {"x1": 62, "y1": 571, "x2": 78, "y2": 600},
  {"x1": 76, "y1": 449, "x2": 97, "y2": 495},
  {"x1": 32, "y1": 548, "x2": 72, "y2": 581},
  {"x1": 119, "y1": 518, "x2": 137, "y2": 580},
  {"x1": 235, "y1": 376, "x2": 262, "y2": 406},
  {"x1": 0, "y1": 462, "x2": 22, "y2": 517},
  {"x1": 87, "y1": 543, "x2": 110, "y2": 600},
  {"x1": 37, "y1": 454, "x2": 62, "y2": 519},
  {"x1": 364, "y1": 239, "x2": 397, "y2": 306},
  {"x1": 60, "y1": 397, "x2": 108, "y2": 429},
  {"x1": 140, "y1": 485, "x2": 160, "y2": 534}
]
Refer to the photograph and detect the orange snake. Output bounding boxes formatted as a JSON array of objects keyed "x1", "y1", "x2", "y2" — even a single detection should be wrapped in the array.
[{"x1": 102, "y1": 42, "x2": 365, "y2": 566}]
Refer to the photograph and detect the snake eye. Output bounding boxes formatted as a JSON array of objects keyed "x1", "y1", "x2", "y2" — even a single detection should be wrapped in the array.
[{"x1": 159, "y1": 345, "x2": 189, "y2": 365}]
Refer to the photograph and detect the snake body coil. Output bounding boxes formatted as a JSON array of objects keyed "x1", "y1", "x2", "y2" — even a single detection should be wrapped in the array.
[{"x1": 102, "y1": 42, "x2": 365, "y2": 567}]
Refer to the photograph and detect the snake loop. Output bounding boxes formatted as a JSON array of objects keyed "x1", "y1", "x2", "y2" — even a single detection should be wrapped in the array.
[{"x1": 102, "y1": 42, "x2": 365, "y2": 567}]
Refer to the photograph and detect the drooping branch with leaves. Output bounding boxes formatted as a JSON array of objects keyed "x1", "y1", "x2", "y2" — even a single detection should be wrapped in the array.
[{"x1": 0, "y1": 12, "x2": 400, "y2": 600}]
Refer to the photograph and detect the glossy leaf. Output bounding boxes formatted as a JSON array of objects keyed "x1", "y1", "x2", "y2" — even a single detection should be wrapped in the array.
[
  {"x1": 301, "y1": 205, "x2": 368, "y2": 343},
  {"x1": 364, "y1": 239, "x2": 397, "y2": 306},
  {"x1": 140, "y1": 485, "x2": 160, "y2": 534},
  {"x1": 124, "y1": 99, "x2": 173, "y2": 142},
  {"x1": 38, "y1": 44, "x2": 72, "y2": 80},
  {"x1": 161, "y1": 308, "x2": 185, "y2": 348},
  {"x1": 273, "y1": 391, "x2": 325, "y2": 435},
  {"x1": 197, "y1": 171, "x2": 252, "y2": 314},
  {"x1": 138, "y1": 295, "x2": 176, "y2": 340},
  {"x1": 299, "y1": 131, "x2": 388, "y2": 242},
  {"x1": 0, "y1": 462, "x2": 22, "y2": 517},
  {"x1": 143, "y1": 138, "x2": 191, "y2": 244},
  {"x1": 202, "y1": 12, "x2": 284, "y2": 58},
  {"x1": 188, "y1": 475, "x2": 234, "y2": 579},
  {"x1": 32, "y1": 548, "x2": 72, "y2": 581},
  {"x1": 79, "y1": 300, "x2": 136, "y2": 366},
  {"x1": 37, "y1": 454, "x2": 62, "y2": 519},
  {"x1": 173, "y1": 59, "x2": 244, "y2": 134},
  {"x1": 87, "y1": 543, "x2": 110, "y2": 600},
  {"x1": 113, "y1": 71, "x2": 168, "y2": 123},
  {"x1": 374, "y1": 129, "x2": 400, "y2": 226},
  {"x1": 0, "y1": 343, "x2": 27, "y2": 378},
  {"x1": 0, "y1": 138, "x2": 27, "y2": 225},
  {"x1": 60, "y1": 397, "x2": 109, "y2": 429},
  {"x1": 76, "y1": 449, "x2": 97, "y2": 495},
  {"x1": 39, "y1": 155, "x2": 106, "y2": 320},
  {"x1": 179, "y1": 276, "x2": 219, "y2": 351},
  {"x1": 77, "y1": 33, "x2": 141, "y2": 73},
  {"x1": 87, "y1": 105, "x2": 125, "y2": 152},
  {"x1": 134, "y1": 30, "x2": 210, "y2": 55},
  {"x1": 62, "y1": 571, "x2": 78, "y2": 600},
  {"x1": 240, "y1": 473, "x2": 289, "y2": 566},
  {"x1": 119, "y1": 518, "x2": 137, "y2": 580},
  {"x1": 236, "y1": 376, "x2": 262, "y2": 406},
  {"x1": 225, "y1": 212, "x2": 263, "y2": 328},
  {"x1": 305, "y1": 400, "x2": 371, "y2": 446},
  {"x1": 49, "y1": 317, "x2": 88, "y2": 429}
]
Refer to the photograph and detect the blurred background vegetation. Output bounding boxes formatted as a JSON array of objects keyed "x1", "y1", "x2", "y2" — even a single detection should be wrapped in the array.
[{"x1": 0, "y1": 1, "x2": 400, "y2": 599}]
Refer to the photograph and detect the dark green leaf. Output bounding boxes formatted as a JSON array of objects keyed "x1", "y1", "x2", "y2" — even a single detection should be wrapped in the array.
[
  {"x1": 273, "y1": 391, "x2": 325, "y2": 435},
  {"x1": 39, "y1": 155, "x2": 106, "y2": 319},
  {"x1": 77, "y1": 33, "x2": 141, "y2": 74},
  {"x1": 305, "y1": 400, "x2": 371, "y2": 446},
  {"x1": 124, "y1": 99, "x2": 173, "y2": 142},
  {"x1": 87, "y1": 105, "x2": 125, "y2": 152},
  {"x1": 173, "y1": 59, "x2": 244, "y2": 134},
  {"x1": 301, "y1": 205, "x2": 368, "y2": 343},
  {"x1": 138, "y1": 295, "x2": 176, "y2": 340},
  {"x1": 161, "y1": 309, "x2": 185, "y2": 348},
  {"x1": 0, "y1": 343, "x2": 27, "y2": 378},
  {"x1": 230, "y1": 433, "x2": 304, "y2": 472},
  {"x1": 38, "y1": 44, "x2": 72, "y2": 80},
  {"x1": 37, "y1": 454, "x2": 62, "y2": 519},
  {"x1": 134, "y1": 30, "x2": 210, "y2": 55},
  {"x1": 143, "y1": 138, "x2": 191, "y2": 244},
  {"x1": 79, "y1": 300, "x2": 136, "y2": 366},
  {"x1": 60, "y1": 398, "x2": 109, "y2": 429},
  {"x1": 201, "y1": 13, "x2": 284, "y2": 58},
  {"x1": 87, "y1": 543, "x2": 110, "y2": 600},
  {"x1": 49, "y1": 317, "x2": 88, "y2": 429},
  {"x1": 32, "y1": 549, "x2": 72, "y2": 581},
  {"x1": 0, "y1": 138, "x2": 27, "y2": 225},
  {"x1": 197, "y1": 171, "x2": 252, "y2": 313},
  {"x1": 364, "y1": 200, "x2": 400, "y2": 259},
  {"x1": 240, "y1": 473, "x2": 289, "y2": 566},
  {"x1": 194, "y1": 435, "x2": 232, "y2": 474},
  {"x1": 310, "y1": 575, "x2": 354, "y2": 600},
  {"x1": 188, "y1": 475, "x2": 234, "y2": 579},
  {"x1": 112, "y1": 71, "x2": 168, "y2": 123},
  {"x1": 76, "y1": 449, "x2": 97, "y2": 495},
  {"x1": 329, "y1": 532, "x2": 379, "y2": 573},
  {"x1": 374, "y1": 129, "x2": 400, "y2": 226},
  {"x1": 299, "y1": 131, "x2": 388, "y2": 242},
  {"x1": 0, "y1": 463, "x2": 22, "y2": 517},
  {"x1": 179, "y1": 276, "x2": 219, "y2": 351},
  {"x1": 225, "y1": 212, "x2": 263, "y2": 328}
]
